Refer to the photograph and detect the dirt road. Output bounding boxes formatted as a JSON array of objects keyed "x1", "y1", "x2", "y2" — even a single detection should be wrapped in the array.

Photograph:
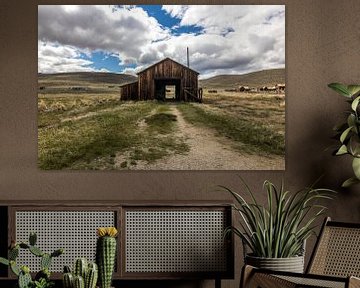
[{"x1": 132, "y1": 105, "x2": 284, "y2": 170}]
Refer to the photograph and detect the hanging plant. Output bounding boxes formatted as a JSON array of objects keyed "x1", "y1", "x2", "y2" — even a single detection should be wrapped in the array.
[{"x1": 328, "y1": 83, "x2": 360, "y2": 187}]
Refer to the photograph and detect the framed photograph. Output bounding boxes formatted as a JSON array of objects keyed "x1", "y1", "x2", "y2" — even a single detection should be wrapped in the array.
[{"x1": 38, "y1": 5, "x2": 285, "y2": 170}]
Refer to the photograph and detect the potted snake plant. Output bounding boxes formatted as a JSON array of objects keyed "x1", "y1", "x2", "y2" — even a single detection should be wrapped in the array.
[
  {"x1": 222, "y1": 179, "x2": 334, "y2": 273},
  {"x1": 328, "y1": 83, "x2": 360, "y2": 187}
]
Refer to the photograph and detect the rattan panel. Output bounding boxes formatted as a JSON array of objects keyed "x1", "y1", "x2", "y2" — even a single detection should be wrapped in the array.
[
  {"x1": 125, "y1": 210, "x2": 227, "y2": 273},
  {"x1": 15, "y1": 211, "x2": 115, "y2": 272},
  {"x1": 310, "y1": 226, "x2": 360, "y2": 277},
  {"x1": 277, "y1": 275, "x2": 345, "y2": 288}
]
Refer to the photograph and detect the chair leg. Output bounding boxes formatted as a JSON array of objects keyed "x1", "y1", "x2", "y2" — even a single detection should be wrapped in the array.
[
  {"x1": 215, "y1": 278, "x2": 221, "y2": 288},
  {"x1": 240, "y1": 265, "x2": 255, "y2": 288}
]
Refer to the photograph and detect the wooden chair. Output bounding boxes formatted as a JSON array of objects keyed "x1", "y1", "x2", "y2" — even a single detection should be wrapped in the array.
[{"x1": 241, "y1": 217, "x2": 360, "y2": 288}]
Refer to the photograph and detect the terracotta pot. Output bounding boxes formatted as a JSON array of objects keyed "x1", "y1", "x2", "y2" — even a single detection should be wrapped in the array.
[{"x1": 245, "y1": 254, "x2": 304, "y2": 273}]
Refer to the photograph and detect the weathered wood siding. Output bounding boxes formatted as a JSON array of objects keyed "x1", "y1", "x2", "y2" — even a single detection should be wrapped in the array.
[
  {"x1": 120, "y1": 81, "x2": 138, "y2": 101},
  {"x1": 138, "y1": 58, "x2": 198, "y2": 101}
]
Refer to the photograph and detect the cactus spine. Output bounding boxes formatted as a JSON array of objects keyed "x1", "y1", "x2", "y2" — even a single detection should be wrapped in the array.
[{"x1": 96, "y1": 227, "x2": 118, "y2": 288}]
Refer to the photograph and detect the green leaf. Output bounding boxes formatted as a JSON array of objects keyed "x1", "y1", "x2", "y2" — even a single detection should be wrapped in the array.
[
  {"x1": 40, "y1": 254, "x2": 51, "y2": 270},
  {"x1": 29, "y1": 246, "x2": 44, "y2": 257},
  {"x1": 342, "y1": 177, "x2": 360, "y2": 188},
  {"x1": 349, "y1": 135, "x2": 360, "y2": 156},
  {"x1": 347, "y1": 85, "x2": 360, "y2": 97},
  {"x1": 8, "y1": 247, "x2": 19, "y2": 261},
  {"x1": 328, "y1": 83, "x2": 351, "y2": 97},
  {"x1": 352, "y1": 96, "x2": 360, "y2": 111},
  {"x1": 19, "y1": 243, "x2": 29, "y2": 249},
  {"x1": 0, "y1": 257, "x2": 9, "y2": 266},
  {"x1": 10, "y1": 261, "x2": 20, "y2": 276},
  {"x1": 336, "y1": 144, "x2": 348, "y2": 155},
  {"x1": 340, "y1": 126, "x2": 353, "y2": 143},
  {"x1": 352, "y1": 157, "x2": 360, "y2": 179},
  {"x1": 29, "y1": 232, "x2": 37, "y2": 246},
  {"x1": 347, "y1": 114, "x2": 356, "y2": 128}
]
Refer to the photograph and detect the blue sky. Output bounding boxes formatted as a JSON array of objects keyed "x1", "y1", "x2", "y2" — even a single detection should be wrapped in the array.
[
  {"x1": 38, "y1": 5, "x2": 285, "y2": 78},
  {"x1": 139, "y1": 5, "x2": 203, "y2": 35},
  {"x1": 77, "y1": 5, "x2": 204, "y2": 74}
]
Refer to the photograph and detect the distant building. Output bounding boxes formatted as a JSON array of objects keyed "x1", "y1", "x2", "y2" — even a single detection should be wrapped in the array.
[
  {"x1": 238, "y1": 86, "x2": 250, "y2": 92},
  {"x1": 120, "y1": 58, "x2": 201, "y2": 102},
  {"x1": 276, "y1": 83, "x2": 286, "y2": 92}
]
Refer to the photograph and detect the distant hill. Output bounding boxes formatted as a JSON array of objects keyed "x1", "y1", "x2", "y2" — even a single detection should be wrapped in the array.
[
  {"x1": 38, "y1": 72, "x2": 137, "y2": 87},
  {"x1": 38, "y1": 72, "x2": 138, "y2": 94},
  {"x1": 38, "y1": 69, "x2": 285, "y2": 92},
  {"x1": 199, "y1": 68, "x2": 285, "y2": 89}
]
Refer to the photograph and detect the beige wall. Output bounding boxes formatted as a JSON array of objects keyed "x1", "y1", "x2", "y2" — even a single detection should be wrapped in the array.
[{"x1": 1, "y1": 1, "x2": 360, "y2": 287}]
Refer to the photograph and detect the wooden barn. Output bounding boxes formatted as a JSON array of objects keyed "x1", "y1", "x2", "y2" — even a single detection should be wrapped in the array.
[{"x1": 120, "y1": 58, "x2": 201, "y2": 102}]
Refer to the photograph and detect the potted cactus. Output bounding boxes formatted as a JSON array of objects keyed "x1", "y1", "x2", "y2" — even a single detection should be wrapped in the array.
[
  {"x1": 0, "y1": 232, "x2": 63, "y2": 288},
  {"x1": 62, "y1": 258, "x2": 98, "y2": 288},
  {"x1": 96, "y1": 227, "x2": 118, "y2": 288}
]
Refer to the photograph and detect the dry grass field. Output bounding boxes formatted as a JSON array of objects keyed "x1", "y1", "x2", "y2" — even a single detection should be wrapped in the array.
[
  {"x1": 38, "y1": 72, "x2": 285, "y2": 170},
  {"x1": 202, "y1": 90, "x2": 285, "y2": 137}
]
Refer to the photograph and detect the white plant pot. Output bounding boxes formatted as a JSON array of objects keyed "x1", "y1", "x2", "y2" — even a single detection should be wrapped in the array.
[{"x1": 245, "y1": 254, "x2": 305, "y2": 273}]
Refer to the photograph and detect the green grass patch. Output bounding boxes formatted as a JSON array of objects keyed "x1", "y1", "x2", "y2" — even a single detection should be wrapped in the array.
[
  {"x1": 39, "y1": 101, "x2": 189, "y2": 170},
  {"x1": 178, "y1": 103, "x2": 284, "y2": 155},
  {"x1": 127, "y1": 104, "x2": 189, "y2": 166},
  {"x1": 38, "y1": 102, "x2": 155, "y2": 169},
  {"x1": 145, "y1": 113, "x2": 177, "y2": 134},
  {"x1": 129, "y1": 138, "x2": 189, "y2": 165}
]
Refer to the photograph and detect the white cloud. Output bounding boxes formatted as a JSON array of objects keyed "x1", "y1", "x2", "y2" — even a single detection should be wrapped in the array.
[
  {"x1": 162, "y1": 5, "x2": 189, "y2": 18},
  {"x1": 38, "y1": 41, "x2": 96, "y2": 73},
  {"x1": 38, "y1": 5, "x2": 169, "y2": 58},
  {"x1": 38, "y1": 5, "x2": 285, "y2": 78},
  {"x1": 157, "y1": 5, "x2": 285, "y2": 78}
]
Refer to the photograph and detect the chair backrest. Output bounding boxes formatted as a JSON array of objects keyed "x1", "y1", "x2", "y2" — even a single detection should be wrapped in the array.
[{"x1": 307, "y1": 217, "x2": 360, "y2": 277}]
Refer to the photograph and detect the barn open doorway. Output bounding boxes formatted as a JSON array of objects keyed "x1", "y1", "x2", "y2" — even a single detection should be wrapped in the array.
[
  {"x1": 165, "y1": 85, "x2": 176, "y2": 100},
  {"x1": 155, "y1": 79, "x2": 181, "y2": 101}
]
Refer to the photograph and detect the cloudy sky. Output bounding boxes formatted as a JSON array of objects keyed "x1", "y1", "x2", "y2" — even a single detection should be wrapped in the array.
[{"x1": 38, "y1": 5, "x2": 285, "y2": 79}]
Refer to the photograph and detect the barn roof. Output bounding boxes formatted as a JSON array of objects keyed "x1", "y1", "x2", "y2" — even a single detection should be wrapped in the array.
[
  {"x1": 137, "y1": 57, "x2": 200, "y2": 75},
  {"x1": 120, "y1": 80, "x2": 138, "y2": 87}
]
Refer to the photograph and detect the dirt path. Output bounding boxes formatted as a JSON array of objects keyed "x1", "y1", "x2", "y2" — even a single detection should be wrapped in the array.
[{"x1": 132, "y1": 105, "x2": 284, "y2": 170}]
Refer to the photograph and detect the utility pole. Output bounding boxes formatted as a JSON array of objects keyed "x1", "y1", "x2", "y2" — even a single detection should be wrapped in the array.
[{"x1": 187, "y1": 47, "x2": 189, "y2": 68}]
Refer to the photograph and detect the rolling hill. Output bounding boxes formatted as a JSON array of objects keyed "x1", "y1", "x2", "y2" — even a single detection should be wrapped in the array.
[
  {"x1": 199, "y1": 68, "x2": 285, "y2": 89},
  {"x1": 38, "y1": 72, "x2": 137, "y2": 85},
  {"x1": 38, "y1": 68, "x2": 285, "y2": 92},
  {"x1": 38, "y1": 72, "x2": 138, "y2": 94}
]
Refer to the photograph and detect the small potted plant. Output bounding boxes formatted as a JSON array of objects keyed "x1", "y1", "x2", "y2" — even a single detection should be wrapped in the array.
[
  {"x1": 328, "y1": 83, "x2": 360, "y2": 187},
  {"x1": 222, "y1": 179, "x2": 334, "y2": 273}
]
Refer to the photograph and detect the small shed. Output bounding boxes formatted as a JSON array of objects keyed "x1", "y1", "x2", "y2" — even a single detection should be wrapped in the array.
[
  {"x1": 120, "y1": 81, "x2": 138, "y2": 101},
  {"x1": 120, "y1": 58, "x2": 200, "y2": 102}
]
